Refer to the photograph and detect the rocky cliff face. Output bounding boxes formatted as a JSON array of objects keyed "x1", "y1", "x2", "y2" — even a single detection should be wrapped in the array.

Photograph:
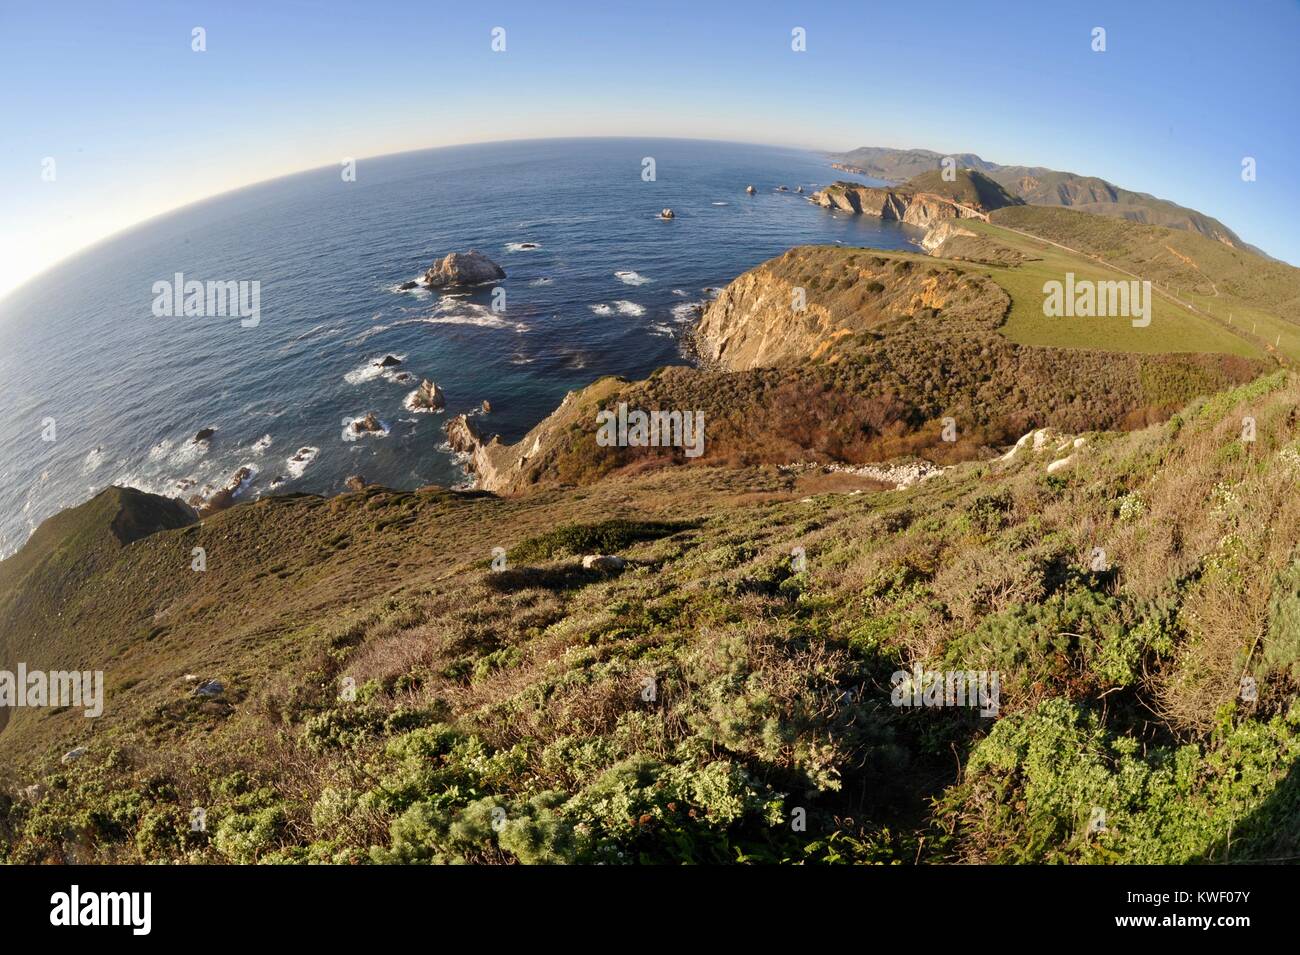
[
  {"x1": 694, "y1": 265, "x2": 841, "y2": 371},
  {"x1": 810, "y1": 181, "x2": 988, "y2": 227},
  {"x1": 444, "y1": 377, "x2": 629, "y2": 493},
  {"x1": 920, "y1": 220, "x2": 977, "y2": 253},
  {"x1": 918, "y1": 221, "x2": 1029, "y2": 266},
  {"x1": 694, "y1": 247, "x2": 925, "y2": 371}
]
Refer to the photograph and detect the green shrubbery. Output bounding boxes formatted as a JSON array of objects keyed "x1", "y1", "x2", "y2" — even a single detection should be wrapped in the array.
[{"x1": 940, "y1": 697, "x2": 1300, "y2": 863}]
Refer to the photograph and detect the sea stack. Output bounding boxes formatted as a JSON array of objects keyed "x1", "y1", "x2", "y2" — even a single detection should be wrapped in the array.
[
  {"x1": 423, "y1": 250, "x2": 506, "y2": 288},
  {"x1": 410, "y1": 379, "x2": 445, "y2": 411}
]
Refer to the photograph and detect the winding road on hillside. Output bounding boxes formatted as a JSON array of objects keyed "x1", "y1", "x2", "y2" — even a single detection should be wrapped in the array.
[{"x1": 995, "y1": 223, "x2": 1282, "y2": 362}]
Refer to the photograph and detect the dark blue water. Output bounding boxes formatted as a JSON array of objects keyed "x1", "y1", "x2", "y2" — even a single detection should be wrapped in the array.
[{"x1": 0, "y1": 137, "x2": 919, "y2": 557}]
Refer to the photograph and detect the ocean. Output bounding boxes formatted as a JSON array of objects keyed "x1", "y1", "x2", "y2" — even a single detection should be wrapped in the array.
[{"x1": 0, "y1": 137, "x2": 921, "y2": 558}]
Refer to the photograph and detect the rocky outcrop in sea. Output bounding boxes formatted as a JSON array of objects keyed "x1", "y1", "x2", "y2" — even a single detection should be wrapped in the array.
[{"x1": 423, "y1": 250, "x2": 506, "y2": 288}]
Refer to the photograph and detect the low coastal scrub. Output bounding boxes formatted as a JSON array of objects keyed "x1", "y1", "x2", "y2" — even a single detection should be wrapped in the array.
[{"x1": 2, "y1": 372, "x2": 1298, "y2": 864}]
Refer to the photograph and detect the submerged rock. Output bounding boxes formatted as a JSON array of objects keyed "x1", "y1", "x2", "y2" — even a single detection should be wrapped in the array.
[
  {"x1": 423, "y1": 250, "x2": 506, "y2": 288},
  {"x1": 660, "y1": 208, "x2": 674, "y2": 219},
  {"x1": 193, "y1": 428, "x2": 216, "y2": 443},
  {"x1": 397, "y1": 280, "x2": 418, "y2": 291},
  {"x1": 377, "y1": 355, "x2": 402, "y2": 368}
]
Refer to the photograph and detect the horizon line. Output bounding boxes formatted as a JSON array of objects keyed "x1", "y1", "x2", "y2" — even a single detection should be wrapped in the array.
[
  {"x1": 2, "y1": 133, "x2": 1286, "y2": 307},
  {"x1": 0, "y1": 133, "x2": 815, "y2": 308}
]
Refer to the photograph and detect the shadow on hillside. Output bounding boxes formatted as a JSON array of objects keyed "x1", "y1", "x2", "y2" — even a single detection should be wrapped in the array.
[
  {"x1": 484, "y1": 563, "x2": 626, "y2": 593},
  {"x1": 1193, "y1": 755, "x2": 1300, "y2": 863}
]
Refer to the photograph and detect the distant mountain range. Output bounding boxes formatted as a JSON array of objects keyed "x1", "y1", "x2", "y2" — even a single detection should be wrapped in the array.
[{"x1": 830, "y1": 146, "x2": 1267, "y2": 257}]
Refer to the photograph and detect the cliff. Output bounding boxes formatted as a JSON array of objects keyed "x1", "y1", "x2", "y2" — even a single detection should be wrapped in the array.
[
  {"x1": 919, "y1": 220, "x2": 1030, "y2": 266},
  {"x1": 810, "y1": 180, "x2": 990, "y2": 227},
  {"x1": 444, "y1": 376, "x2": 631, "y2": 492}
]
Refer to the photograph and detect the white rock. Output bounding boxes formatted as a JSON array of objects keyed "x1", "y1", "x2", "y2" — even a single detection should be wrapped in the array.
[
  {"x1": 582, "y1": 554, "x2": 626, "y2": 572},
  {"x1": 61, "y1": 747, "x2": 87, "y2": 764},
  {"x1": 1046, "y1": 455, "x2": 1076, "y2": 474}
]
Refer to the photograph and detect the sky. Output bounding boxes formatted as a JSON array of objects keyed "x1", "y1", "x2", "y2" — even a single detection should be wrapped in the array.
[{"x1": 1, "y1": 0, "x2": 1297, "y2": 299}]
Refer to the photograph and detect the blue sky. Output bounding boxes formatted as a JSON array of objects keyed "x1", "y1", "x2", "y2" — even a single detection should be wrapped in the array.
[{"x1": 2, "y1": 0, "x2": 1297, "y2": 296}]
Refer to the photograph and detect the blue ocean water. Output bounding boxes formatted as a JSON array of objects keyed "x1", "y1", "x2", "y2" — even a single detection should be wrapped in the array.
[{"x1": 0, "y1": 138, "x2": 920, "y2": 558}]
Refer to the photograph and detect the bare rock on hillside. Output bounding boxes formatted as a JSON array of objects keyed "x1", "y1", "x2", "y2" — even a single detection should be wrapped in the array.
[{"x1": 582, "y1": 554, "x2": 627, "y2": 572}]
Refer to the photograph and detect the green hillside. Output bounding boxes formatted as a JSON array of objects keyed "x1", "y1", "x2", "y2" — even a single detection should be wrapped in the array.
[
  {"x1": 984, "y1": 206, "x2": 1300, "y2": 363},
  {"x1": 830, "y1": 146, "x2": 1264, "y2": 254},
  {"x1": 903, "y1": 169, "x2": 1021, "y2": 213}
]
